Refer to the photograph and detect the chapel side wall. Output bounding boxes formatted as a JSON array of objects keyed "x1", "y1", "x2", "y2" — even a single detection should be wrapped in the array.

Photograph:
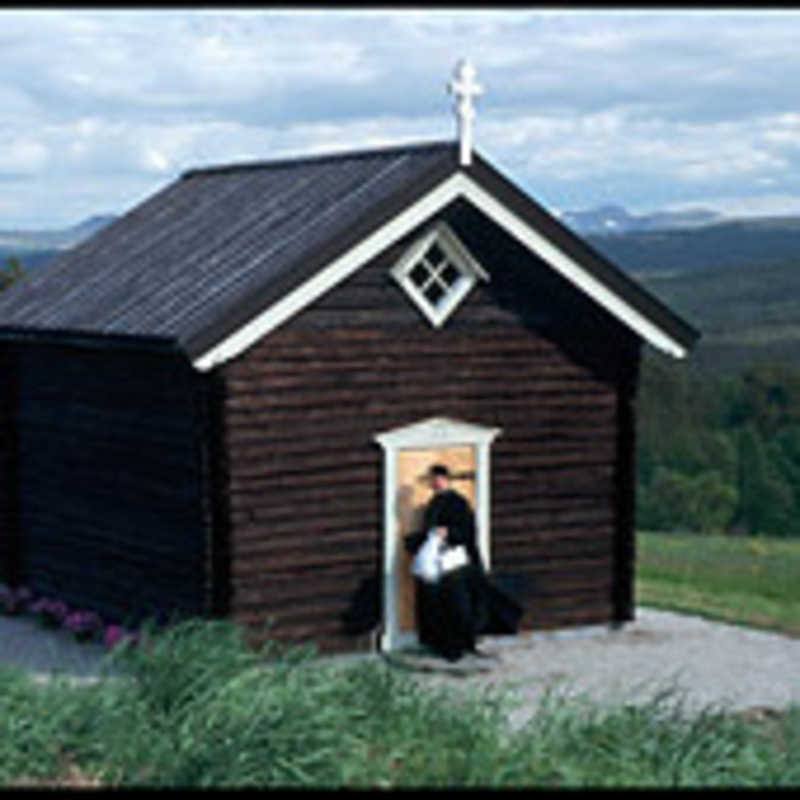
[
  {"x1": 219, "y1": 200, "x2": 641, "y2": 654},
  {"x1": 612, "y1": 351, "x2": 641, "y2": 624},
  {"x1": 0, "y1": 344, "x2": 20, "y2": 585},
  {"x1": 13, "y1": 339, "x2": 213, "y2": 624}
]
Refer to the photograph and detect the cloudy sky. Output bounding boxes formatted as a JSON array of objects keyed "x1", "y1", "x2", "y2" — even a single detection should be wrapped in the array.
[{"x1": 4, "y1": 8, "x2": 800, "y2": 228}]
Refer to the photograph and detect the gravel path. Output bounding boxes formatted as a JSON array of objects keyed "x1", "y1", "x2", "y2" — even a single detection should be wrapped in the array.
[
  {"x1": 0, "y1": 614, "x2": 110, "y2": 685},
  {"x1": 408, "y1": 607, "x2": 800, "y2": 729},
  {"x1": 2, "y1": 607, "x2": 798, "y2": 727}
]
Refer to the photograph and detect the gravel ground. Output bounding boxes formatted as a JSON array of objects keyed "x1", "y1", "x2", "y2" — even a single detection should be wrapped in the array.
[
  {"x1": 2, "y1": 607, "x2": 798, "y2": 728},
  {"x1": 406, "y1": 607, "x2": 800, "y2": 729},
  {"x1": 0, "y1": 614, "x2": 110, "y2": 685}
]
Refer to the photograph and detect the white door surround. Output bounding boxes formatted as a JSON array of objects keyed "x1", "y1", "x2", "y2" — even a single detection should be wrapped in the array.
[{"x1": 374, "y1": 416, "x2": 501, "y2": 652}]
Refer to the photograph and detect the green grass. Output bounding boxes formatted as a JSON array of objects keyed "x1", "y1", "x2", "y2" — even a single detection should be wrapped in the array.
[
  {"x1": 1, "y1": 617, "x2": 798, "y2": 788},
  {"x1": 636, "y1": 532, "x2": 800, "y2": 637}
]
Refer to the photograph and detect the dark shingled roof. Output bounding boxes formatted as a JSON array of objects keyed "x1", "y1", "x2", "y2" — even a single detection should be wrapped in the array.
[
  {"x1": 0, "y1": 140, "x2": 457, "y2": 353},
  {"x1": 0, "y1": 139, "x2": 699, "y2": 359}
]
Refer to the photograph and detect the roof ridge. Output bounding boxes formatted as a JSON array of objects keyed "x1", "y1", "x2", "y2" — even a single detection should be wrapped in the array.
[{"x1": 181, "y1": 139, "x2": 456, "y2": 179}]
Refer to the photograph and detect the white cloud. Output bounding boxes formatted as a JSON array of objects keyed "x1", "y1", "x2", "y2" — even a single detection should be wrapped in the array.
[
  {"x1": 480, "y1": 107, "x2": 798, "y2": 192},
  {"x1": 0, "y1": 10, "x2": 370, "y2": 127},
  {"x1": 4, "y1": 9, "x2": 800, "y2": 224},
  {"x1": 0, "y1": 84, "x2": 41, "y2": 118},
  {"x1": 141, "y1": 147, "x2": 170, "y2": 173},
  {"x1": 676, "y1": 149, "x2": 788, "y2": 181},
  {"x1": 0, "y1": 137, "x2": 49, "y2": 173},
  {"x1": 665, "y1": 192, "x2": 800, "y2": 218},
  {"x1": 763, "y1": 114, "x2": 800, "y2": 148}
]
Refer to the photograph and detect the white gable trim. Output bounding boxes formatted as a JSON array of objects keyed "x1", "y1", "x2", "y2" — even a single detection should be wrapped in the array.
[
  {"x1": 193, "y1": 173, "x2": 464, "y2": 371},
  {"x1": 193, "y1": 172, "x2": 687, "y2": 370},
  {"x1": 458, "y1": 179, "x2": 688, "y2": 359}
]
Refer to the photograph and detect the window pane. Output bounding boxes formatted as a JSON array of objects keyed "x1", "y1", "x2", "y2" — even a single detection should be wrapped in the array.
[
  {"x1": 425, "y1": 243, "x2": 446, "y2": 267},
  {"x1": 409, "y1": 262, "x2": 430, "y2": 288},
  {"x1": 441, "y1": 262, "x2": 460, "y2": 287},
  {"x1": 423, "y1": 282, "x2": 445, "y2": 305}
]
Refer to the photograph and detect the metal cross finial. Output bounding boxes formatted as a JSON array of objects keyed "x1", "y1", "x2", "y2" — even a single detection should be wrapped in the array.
[{"x1": 447, "y1": 58, "x2": 483, "y2": 167}]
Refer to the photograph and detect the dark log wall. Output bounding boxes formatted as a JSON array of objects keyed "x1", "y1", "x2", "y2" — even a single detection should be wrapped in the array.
[
  {"x1": 0, "y1": 345, "x2": 20, "y2": 584},
  {"x1": 8, "y1": 338, "x2": 212, "y2": 624},
  {"x1": 219, "y1": 198, "x2": 641, "y2": 653},
  {"x1": 612, "y1": 355, "x2": 639, "y2": 624}
]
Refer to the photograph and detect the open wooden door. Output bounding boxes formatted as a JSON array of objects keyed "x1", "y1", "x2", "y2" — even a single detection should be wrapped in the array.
[
  {"x1": 374, "y1": 417, "x2": 501, "y2": 652},
  {"x1": 394, "y1": 446, "x2": 476, "y2": 633}
]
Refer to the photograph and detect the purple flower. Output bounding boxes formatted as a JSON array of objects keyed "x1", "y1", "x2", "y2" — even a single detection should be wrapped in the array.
[
  {"x1": 65, "y1": 610, "x2": 103, "y2": 641},
  {"x1": 51, "y1": 601, "x2": 68, "y2": 620},
  {"x1": 31, "y1": 597, "x2": 69, "y2": 628},
  {"x1": 104, "y1": 624, "x2": 125, "y2": 650},
  {"x1": 30, "y1": 597, "x2": 45, "y2": 614},
  {"x1": 104, "y1": 624, "x2": 140, "y2": 651}
]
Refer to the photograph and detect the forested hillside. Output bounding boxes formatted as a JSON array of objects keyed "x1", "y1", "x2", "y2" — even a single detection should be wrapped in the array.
[
  {"x1": 629, "y1": 259, "x2": 800, "y2": 374},
  {"x1": 587, "y1": 220, "x2": 800, "y2": 537},
  {"x1": 636, "y1": 357, "x2": 800, "y2": 536},
  {"x1": 588, "y1": 215, "x2": 800, "y2": 275},
  {"x1": 0, "y1": 250, "x2": 58, "y2": 276}
]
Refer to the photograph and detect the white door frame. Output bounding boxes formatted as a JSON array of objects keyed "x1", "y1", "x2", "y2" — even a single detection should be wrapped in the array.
[{"x1": 374, "y1": 416, "x2": 501, "y2": 652}]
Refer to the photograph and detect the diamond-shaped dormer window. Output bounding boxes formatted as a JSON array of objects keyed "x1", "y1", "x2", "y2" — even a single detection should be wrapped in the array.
[{"x1": 391, "y1": 221, "x2": 489, "y2": 328}]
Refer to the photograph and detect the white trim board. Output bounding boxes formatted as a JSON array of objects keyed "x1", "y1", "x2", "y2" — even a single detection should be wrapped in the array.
[{"x1": 193, "y1": 172, "x2": 688, "y2": 370}]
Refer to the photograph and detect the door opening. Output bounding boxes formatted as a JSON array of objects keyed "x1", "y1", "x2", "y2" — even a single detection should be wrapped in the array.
[
  {"x1": 374, "y1": 417, "x2": 500, "y2": 652},
  {"x1": 395, "y1": 445, "x2": 476, "y2": 634}
]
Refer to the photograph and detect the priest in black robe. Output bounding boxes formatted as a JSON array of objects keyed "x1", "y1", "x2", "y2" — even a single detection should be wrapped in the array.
[{"x1": 406, "y1": 464, "x2": 522, "y2": 662}]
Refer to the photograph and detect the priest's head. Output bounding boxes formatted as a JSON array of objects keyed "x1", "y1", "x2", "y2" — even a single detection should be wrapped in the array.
[{"x1": 429, "y1": 463, "x2": 451, "y2": 493}]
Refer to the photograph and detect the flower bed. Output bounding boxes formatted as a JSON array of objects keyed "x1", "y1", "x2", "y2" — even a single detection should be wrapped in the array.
[
  {"x1": 1, "y1": 582, "x2": 138, "y2": 651},
  {"x1": 103, "y1": 624, "x2": 139, "y2": 650},
  {"x1": 31, "y1": 598, "x2": 69, "y2": 629},
  {"x1": 64, "y1": 610, "x2": 104, "y2": 642}
]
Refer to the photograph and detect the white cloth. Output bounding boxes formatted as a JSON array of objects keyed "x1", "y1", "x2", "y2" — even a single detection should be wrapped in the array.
[
  {"x1": 412, "y1": 529, "x2": 469, "y2": 584},
  {"x1": 439, "y1": 544, "x2": 468, "y2": 574},
  {"x1": 412, "y1": 529, "x2": 442, "y2": 584}
]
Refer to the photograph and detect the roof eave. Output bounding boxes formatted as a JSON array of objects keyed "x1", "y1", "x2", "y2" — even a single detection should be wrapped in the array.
[
  {"x1": 189, "y1": 146, "x2": 699, "y2": 370},
  {"x1": 464, "y1": 149, "x2": 701, "y2": 354},
  {"x1": 0, "y1": 325, "x2": 181, "y2": 355},
  {"x1": 183, "y1": 146, "x2": 460, "y2": 362}
]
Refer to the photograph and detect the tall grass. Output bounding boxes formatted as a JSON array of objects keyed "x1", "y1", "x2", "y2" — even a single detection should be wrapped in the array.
[
  {"x1": 1, "y1": 618, "x2": 798, "y2": 788},
  {"x1": 637, "y1": 532, "x2": 800, "y2": 636}
]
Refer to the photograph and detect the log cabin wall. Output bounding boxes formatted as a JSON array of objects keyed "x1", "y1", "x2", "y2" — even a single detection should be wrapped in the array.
[
  {"x1": 9, "y1": 336, "x2": 212, "y2": 625},
  {"x1": 218, "y1": 199, "x2": 641, "y2": 653},
  {"x1": 0, "y1": 344, "x2": 20, "y2": 585}
]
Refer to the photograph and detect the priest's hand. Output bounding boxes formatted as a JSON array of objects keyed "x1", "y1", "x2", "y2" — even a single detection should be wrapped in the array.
[{"x1": 436, "y1": 526, "x2": 447, "y2": 540}]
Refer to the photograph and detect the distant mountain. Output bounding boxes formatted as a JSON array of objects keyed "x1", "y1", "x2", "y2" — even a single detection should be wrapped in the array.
[
  {"x1": 0, "y1": 214, "x2": 117, "y2": 252},
  {"x1": 585, "y1": 214, "x2": 800, "y2": 275},
  {"x1": 0, "y1": 248, "x2": 61, "y2": 272},
  {"x1": 560, "y1": 204, "x2": 722, "y2": 235}
]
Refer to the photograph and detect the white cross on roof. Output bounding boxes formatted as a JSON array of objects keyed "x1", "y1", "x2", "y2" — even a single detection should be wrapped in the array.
[{"x1": 447, "y1": 59, "x2": 483, "y2": 167}]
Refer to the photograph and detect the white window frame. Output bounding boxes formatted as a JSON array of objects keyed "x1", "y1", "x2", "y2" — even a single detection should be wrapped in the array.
[
  {"x1": 390, "y1": 221, "x2": 489, "y2": 328},
  {"x1": 374, "y1": 416, "x2": 501, "y2": 652}
]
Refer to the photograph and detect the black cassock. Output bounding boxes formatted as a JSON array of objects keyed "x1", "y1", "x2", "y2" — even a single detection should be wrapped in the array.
[{"x1": 405, "y1": 489, "x2": 523, "y2": 661}]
